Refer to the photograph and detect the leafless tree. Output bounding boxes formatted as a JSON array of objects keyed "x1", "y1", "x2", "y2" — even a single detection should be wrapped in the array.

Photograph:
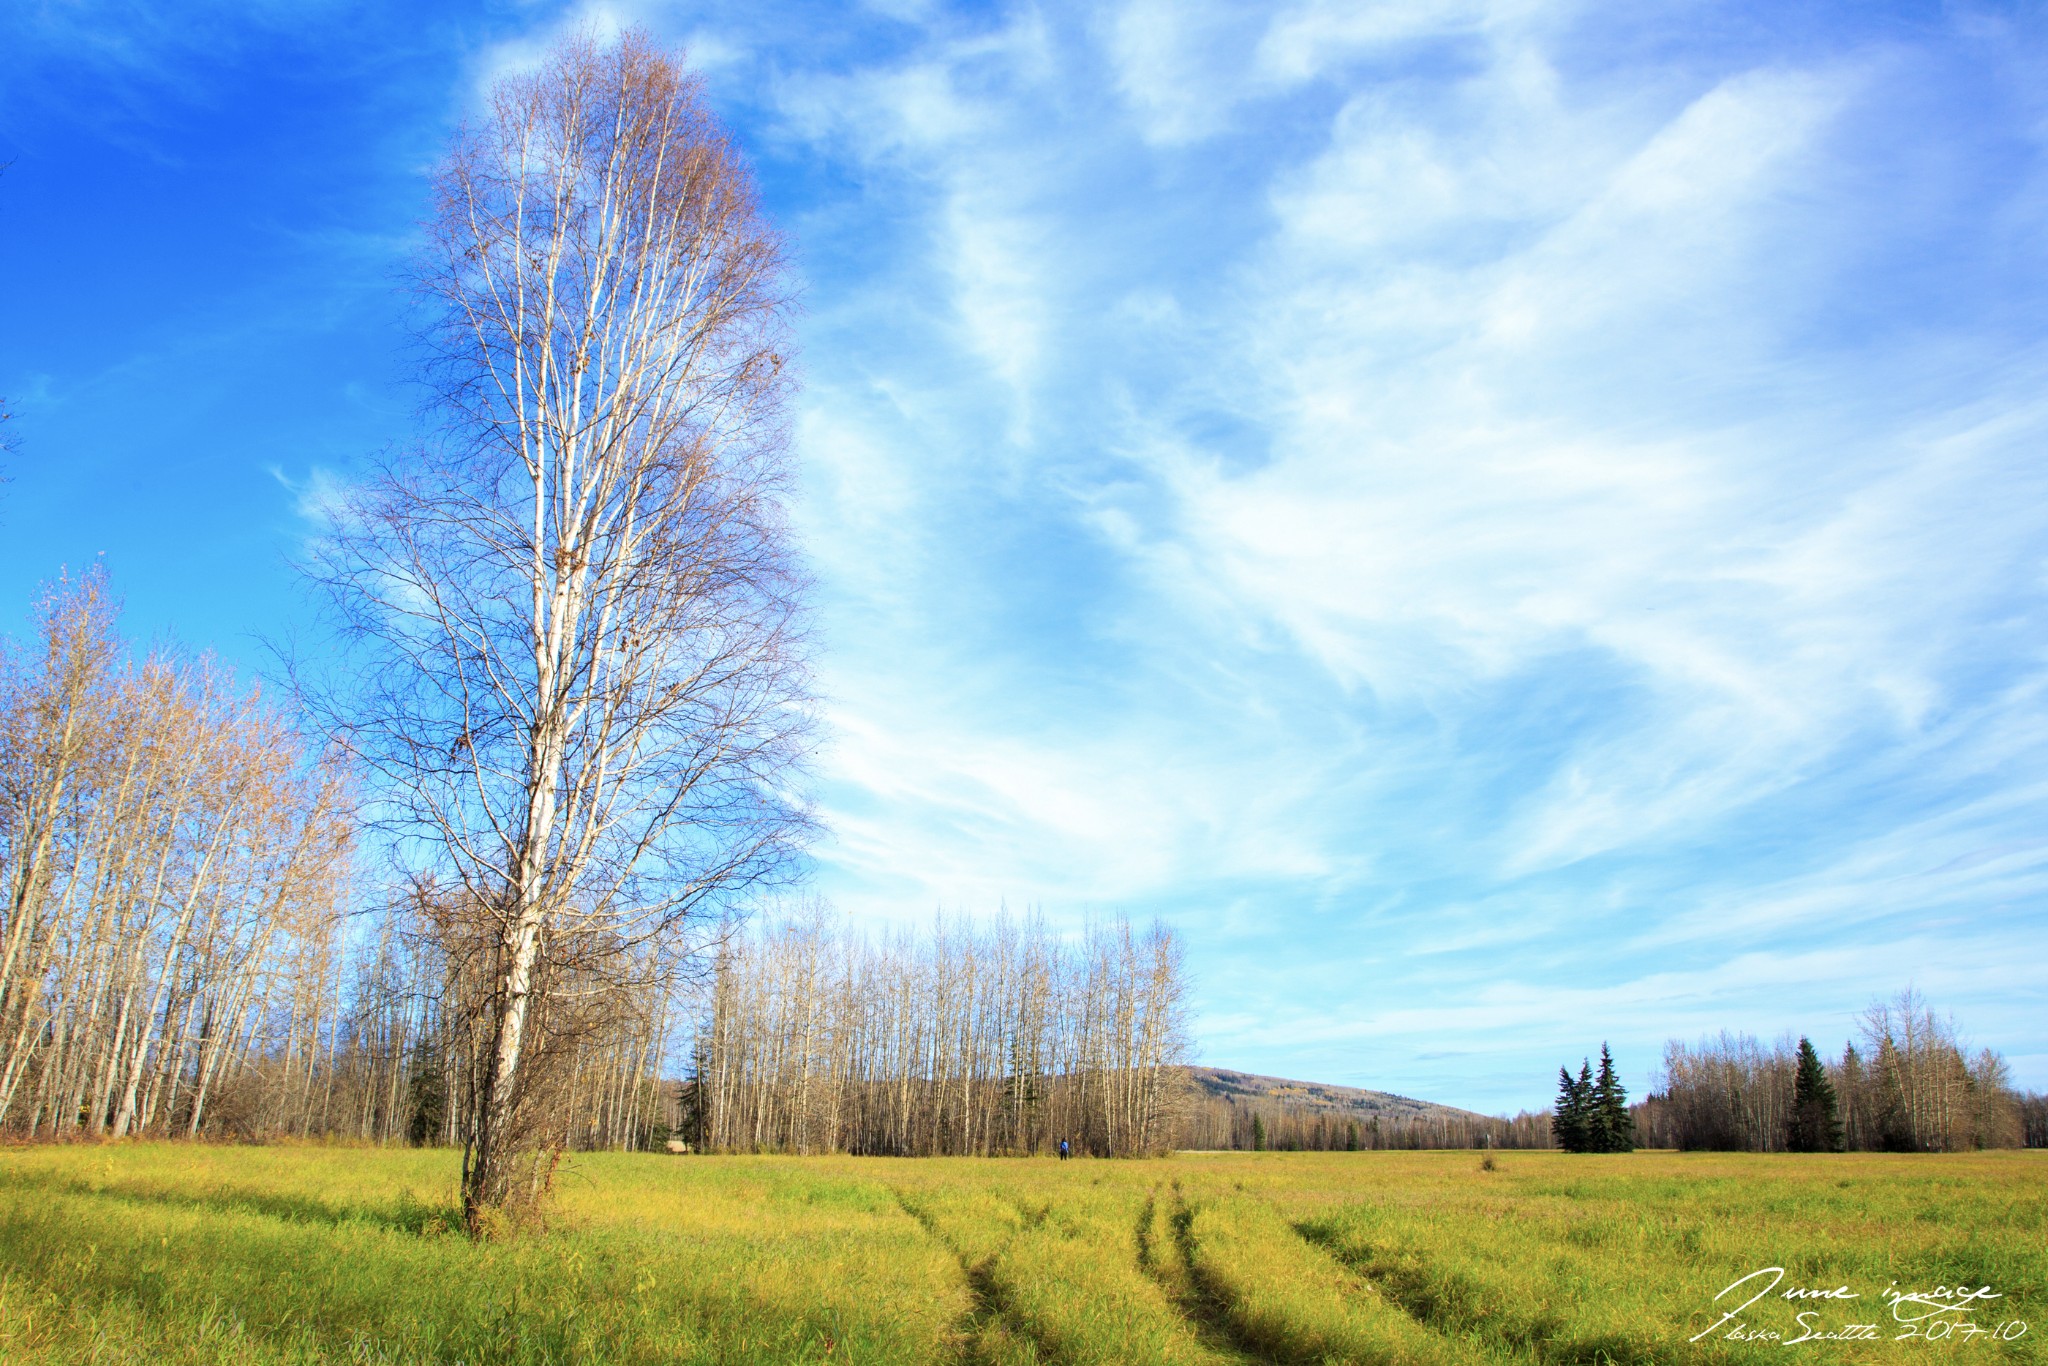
[{"x1": 304, "y1": 30, "x2": 811, "y2": 1232}]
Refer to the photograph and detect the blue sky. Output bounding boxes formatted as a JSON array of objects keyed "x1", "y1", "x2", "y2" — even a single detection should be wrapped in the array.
[{"x1": 4, "y1": 0, "x2": 2045, "y2": 1113}]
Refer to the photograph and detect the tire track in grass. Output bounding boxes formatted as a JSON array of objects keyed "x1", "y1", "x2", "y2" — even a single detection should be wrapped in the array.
[
  {"x1": 1295, "y1": 1221, "x2": 1635, "y2": 1366},
  {"x1": 893, "y1": 1188, "x2": 1058, "y2": 1366},
  {"x1": 1294, "y1": 1220, "x2": 1512, "y2": 1344},
  {"x1": 1134, "y1": 1192, "x2": 1168, "y2": 1282},
  {"x1": 1173, "y1": 1189, "x2": 1494, "y2": 1366},
  {"x1": 1134, "y1": 1189, "x2": 1190, "y2": 1302},
  {"x1": 1132, "y1": 1184, "x2": 1283, "y2": 1366}
]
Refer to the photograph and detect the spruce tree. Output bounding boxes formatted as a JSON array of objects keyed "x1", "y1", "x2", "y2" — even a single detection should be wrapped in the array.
[
  {"x1": 1785, "y1": 1036, "x2": 1843, "y2": 1153},
  {"x1": 1592, "y1": 1044, "x2": 1634, "y2": 1153},
  {"x1": 406, "y1": 1044, "x2": 447, "y2": 1148},
  {"x1": 1553, "y1": 1063, "x2": 1590, "y2": 1152},
  {"x1": 1251, "y1": 1112, "x2": 1267, "y2": 1151}
]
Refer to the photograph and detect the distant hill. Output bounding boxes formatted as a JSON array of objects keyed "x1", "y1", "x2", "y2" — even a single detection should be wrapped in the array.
[{"x1": 1186, "y1": 1066, "x2": 1484, "y2": 1122}]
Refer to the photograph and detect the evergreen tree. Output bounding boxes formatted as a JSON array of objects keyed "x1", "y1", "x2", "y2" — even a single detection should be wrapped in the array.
[
  {"x1": 1250, "y1": 1112, "x2": 1267, "y2": 1151},
  {"x1": 406, "y1": 1044, "x2": 447, "y2": 1148},
  {"x1": 1785, "y1": 1036, "x2": 1843, "y2": 1153},
  {"x1": 1346, "y1": 1120, "x2": 1360, "y2": 1152},
  {"x1": 1553, "y1": 1063, "x2": 1591, "y2": 1152},
  {"x1": 676, "y1": 1043, "x2": 711, "y2": 1151},
  {"x1": 1592, "y1": 1044, "x2": 1634, "y2": 1153},
  {"x1": 1004, "y1": 1034, "x2": 1041, "y2": 1147},
  {"x1": 1872, "y1": 1037, "x2": 1914, "y2": 1152}
]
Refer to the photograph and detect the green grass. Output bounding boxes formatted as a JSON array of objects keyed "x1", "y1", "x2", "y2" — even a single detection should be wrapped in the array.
[{"x1": 0, "y1": 1146, "x2": 2039, "y2": 1364}]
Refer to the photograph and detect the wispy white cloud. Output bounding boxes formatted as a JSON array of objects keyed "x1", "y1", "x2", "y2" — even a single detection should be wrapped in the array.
[
  {"x1": 267, "y1": 464, "x2": 358, "y2": 529},
  {"x1": 463, "y1": 0, "x2": 2048, "y2": 1108}
]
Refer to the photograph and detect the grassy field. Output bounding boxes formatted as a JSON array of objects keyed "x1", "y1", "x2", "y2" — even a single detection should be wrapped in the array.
[{"x1": 0, "y1": 1145, "x2": 2038, "y2": 1365}]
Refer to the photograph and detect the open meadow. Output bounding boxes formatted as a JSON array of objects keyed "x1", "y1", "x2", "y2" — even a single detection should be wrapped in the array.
[{"x1": 0, "y1": 1145, "x2": 2038, "y2": 1365}]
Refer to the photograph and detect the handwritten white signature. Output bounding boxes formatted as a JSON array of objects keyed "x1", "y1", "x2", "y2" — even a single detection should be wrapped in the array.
[{"x1": 1692, "y1": 1267, "x2": 2028, "y2": 1345}]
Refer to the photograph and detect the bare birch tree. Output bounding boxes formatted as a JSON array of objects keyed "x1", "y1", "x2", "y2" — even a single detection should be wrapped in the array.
[{"x1": 306, "y1": 30, "x2": 811, "y2": 1232}]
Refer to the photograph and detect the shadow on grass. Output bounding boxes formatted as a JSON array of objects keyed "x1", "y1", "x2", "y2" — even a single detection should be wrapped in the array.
[
  {"x1": 1154, "y1": 1187, "x2": 1285, "y2": 1366},
  {"x1": 1294, "y1": 1220, "x2": 1665, "y2": 1366},
  {"x1": 0, "y1": 1190, "x2": 602, "y2": 1366},
  {"x1": 891, "y1": 1187, "x2": 1063, "y2": 1366},
  {"x1": 0, "y1": 1163, "x2": 460, "y2": 1236}
]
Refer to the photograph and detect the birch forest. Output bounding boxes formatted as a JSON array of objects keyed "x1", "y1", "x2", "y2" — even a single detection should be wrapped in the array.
[
  {"x1": 0, "y1": 570, "x2": 678, "y2": 1149},
  {"x1": 685, "y1": 912, "x2": 1192, "y2": 1156},
  {"x1": 0, "y1": 568, "x2": 350, "y2": 1140}
]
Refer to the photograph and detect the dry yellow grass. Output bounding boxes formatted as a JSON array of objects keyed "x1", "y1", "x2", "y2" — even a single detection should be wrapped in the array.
[{"x1": 0, "y1": 1144, "x2": 2038, "y2": 1364}]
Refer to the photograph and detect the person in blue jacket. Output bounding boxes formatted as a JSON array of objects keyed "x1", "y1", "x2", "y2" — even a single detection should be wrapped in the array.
[{"x1": 1058, "y1": 1138, "x2": 1070, "y2": 1161}]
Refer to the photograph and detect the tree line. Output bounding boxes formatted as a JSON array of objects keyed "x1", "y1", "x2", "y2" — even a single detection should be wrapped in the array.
[
  {"x1": 681, "y1": 910, "x2": 1191, "y2": 1157},
  {"x1": 0, "y1": 569, "x2": 1190, "y2": 1169},
  {"x1": 1176, "y1": 1098, "x2": 1553, "y2": 1152},
  {"x1": 0, "y1": 569, "x2": 350, "y2": 1140},
  {"x1": 1634, "y1": 990, "x2": 2034, "y2": 1152},
  {"x1": 10, "y1": 577, "x2": 2038, "y2": 1168}
]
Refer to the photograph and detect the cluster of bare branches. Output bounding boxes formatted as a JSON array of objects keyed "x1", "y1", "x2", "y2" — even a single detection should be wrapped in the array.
[
  {"x1": 0, "y1": 567, "x2": 350, "y2": 1140},
  {"x1": 684, "y1": 910, "x2": 1192, "y2": 1157},
  {"x1": 1637, "y1": 989, "x2": 2027, "y2": 1151},
  {"x1": 306, "y1": 886, "x2": 675, "y2": 1200}
]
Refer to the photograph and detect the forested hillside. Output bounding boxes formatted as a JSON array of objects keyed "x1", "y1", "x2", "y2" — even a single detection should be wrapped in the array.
[{"x1": 1177, "y1": 1068, "x2": 1552, "y2": 1151}]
